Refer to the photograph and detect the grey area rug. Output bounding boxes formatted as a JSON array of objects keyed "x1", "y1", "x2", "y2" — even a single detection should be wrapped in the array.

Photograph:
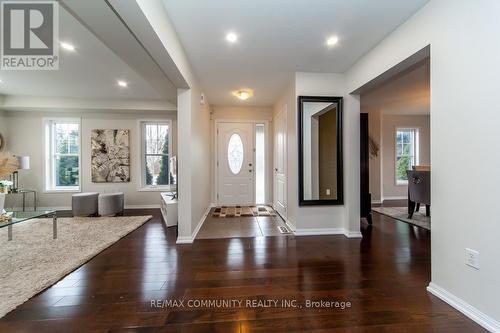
[
  {"x1": 0, "y1": 215, "x2": 152, "y2": 318},
  {"x1": 372, "y1": 206, "x2": 430, "y2": 230}
]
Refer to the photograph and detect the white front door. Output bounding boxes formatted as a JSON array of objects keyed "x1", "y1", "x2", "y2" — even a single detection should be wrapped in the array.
[
  {"x1": 217, "y1": 122, "x2": 255, "y2": 205},
  {"x1": 274, "y1": 106, "x2": 287, "y2": 217}
]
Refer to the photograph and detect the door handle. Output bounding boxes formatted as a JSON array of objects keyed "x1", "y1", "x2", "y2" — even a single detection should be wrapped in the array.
[{"x1": 275, "y1": 168, "x2": 278, "y2": 172}]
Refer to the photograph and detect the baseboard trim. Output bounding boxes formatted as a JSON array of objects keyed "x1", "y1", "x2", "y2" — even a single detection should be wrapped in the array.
[
  {"x1": 293, "y1": 228, "x2": 345, "y2": 236},
  {"x1": 371, "y1": 200, "x2": 382, "y2": 204},
  {"x1": 344, "y1": 231, "x2": 363, "y2": 238},
  {"x1": 382, "y1": 196, "x2": 407, "y2": 201},
  {"x1": 427, "y1": 282, "x2": 500, "y2": 332},
  {"x1": 176, "y1": 204, "x2": 213, "y2": 245},
  {"x1": 9, "y1": 205, "x2": 161, "y2": 211},
  {"x1": 125, "y1": 204, "x2": 161, "y2": 209}
]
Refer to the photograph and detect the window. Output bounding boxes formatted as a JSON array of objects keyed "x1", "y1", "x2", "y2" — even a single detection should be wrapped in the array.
[
  {"x1": 395, "y1": 128, "x2": 419, "y2": 184},
  {"x1": 44, "y1": 119, "x2": 81, "y2": 192},
  {"x1": 227, "y1": 133, "x2": 244, "y2": 175},
  {"x1": 141, "y1": 121, "x2": 172, "y2": 189},
  {"x1": 255, "y1": 124, "x2": 266, "y2": 204}
]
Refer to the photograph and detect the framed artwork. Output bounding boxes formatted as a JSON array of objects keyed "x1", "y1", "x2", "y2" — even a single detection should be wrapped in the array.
[{"x1": 91, "y1": 129, "x2": 130, "y2": 182}]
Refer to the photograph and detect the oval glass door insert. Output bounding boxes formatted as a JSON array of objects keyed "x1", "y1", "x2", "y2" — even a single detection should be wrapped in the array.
[{"x1": 227, "y1": 133, "x2": 244, "y2": 174}]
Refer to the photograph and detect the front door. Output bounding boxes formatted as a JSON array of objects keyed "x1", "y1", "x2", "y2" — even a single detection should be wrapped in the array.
[
  {"x1": 273, "y1": 107, "x2": 287, "y2": 217},
  {"x1": 217, "y1": 122, "x2": 255, "y2": 205}
]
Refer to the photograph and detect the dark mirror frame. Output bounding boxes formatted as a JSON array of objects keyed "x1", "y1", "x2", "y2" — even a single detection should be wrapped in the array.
[{"x1": 298, "y1": 96, "x2": 344, "y2": 206}]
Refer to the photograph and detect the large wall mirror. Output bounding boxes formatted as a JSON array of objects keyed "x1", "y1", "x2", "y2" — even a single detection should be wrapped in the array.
[{"x1": 298, "y1": 96, "x2": 343, "y2": 205}]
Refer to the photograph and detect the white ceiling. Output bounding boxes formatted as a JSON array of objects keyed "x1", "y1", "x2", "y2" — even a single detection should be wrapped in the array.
[
  {"x1": 0, "y1": 6, "x2": 166, "y2": 102},
  {"x1": 163, "y1": 0, "x2": 430, "y2": 107}
]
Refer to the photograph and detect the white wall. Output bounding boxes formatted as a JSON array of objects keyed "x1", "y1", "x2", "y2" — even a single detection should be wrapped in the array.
[
  {"x1": 346, "y1": 0, "x2": 500, "y2": 328},
  {"x1": 0, "y1": 111, "x2": 7, "y2": 151},
  {"x1": 381, "y1": 115, "x2": 430, "y2": 199},
  {"x1": 273, "y1": 73, "x2": 360, "y2": 237},
  {"x1": 137, "y1": 0, "x2": 213, "y2": 242},
  {"x1": 210, "y1": 106, "x2": 274, "y2": 205},
  {"x1": 2, "y1": 110, "x2": 176, "y2": 210}
]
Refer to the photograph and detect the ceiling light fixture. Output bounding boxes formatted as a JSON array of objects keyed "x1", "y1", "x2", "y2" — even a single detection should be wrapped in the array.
[
  {"x1": 232, "y1": 89, "x2": 253, "y2": 101},
  {"x1": 117, "y1": 80, "x2": 128, "y2": 88},
  {"x1": 60, "y1": 42, "x2": 75, "y2": 51},
  {"x1": 326, "y1": 36, "x2": 339, "y2": 47},
  {"x1": 226, "y1": 32, "x2": 238, "y2": 43}
]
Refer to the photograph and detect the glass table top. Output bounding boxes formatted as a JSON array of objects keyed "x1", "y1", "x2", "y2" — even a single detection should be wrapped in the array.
[{"x1": 0, "y1": 210, "x2": 55, "y2": 228}]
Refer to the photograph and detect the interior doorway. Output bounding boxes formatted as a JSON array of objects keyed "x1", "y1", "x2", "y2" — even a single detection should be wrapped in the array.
[{"x1": 358, "y1": 47, "x2": 431, "y2": 231}]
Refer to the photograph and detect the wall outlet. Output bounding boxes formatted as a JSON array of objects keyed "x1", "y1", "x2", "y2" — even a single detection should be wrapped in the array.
[
  {"x1": 326, "y1": 189, "x2": 331, "y2": 195},
  {"x1": 465, "y1": 248, "x2": 480, "y2": 270}
]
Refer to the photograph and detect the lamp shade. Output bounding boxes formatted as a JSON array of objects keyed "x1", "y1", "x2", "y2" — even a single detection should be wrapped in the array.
[{"x1": 17, "y1": 156, "x2": 30, "y2": 170}]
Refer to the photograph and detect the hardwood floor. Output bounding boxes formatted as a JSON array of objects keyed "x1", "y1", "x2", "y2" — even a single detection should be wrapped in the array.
[{"x1": 0, "y1": 209, "x2": 485, "y2": 332}]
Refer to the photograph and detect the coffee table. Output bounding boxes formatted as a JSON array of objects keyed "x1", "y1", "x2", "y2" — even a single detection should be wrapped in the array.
[{"x1": 0, "y1": 210, "x2": 57, "y2": 241}]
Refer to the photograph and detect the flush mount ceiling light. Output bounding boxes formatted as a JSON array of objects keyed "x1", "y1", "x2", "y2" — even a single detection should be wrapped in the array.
[
  {"x1": 326, "y1": 36, "x2": 339, "y2": 47},
  {"x1": 232, "y1": 89, "x2": 253, "y2": 101},
  {"x1": 226, "y1": 32, "x2": 238, "y2": 43},
  {"x1": 60, "y1": 41, "x2": 75, "y2": 51},
  {"x1": 117, "y1": 80, "x2": 128, "y2": 88}
]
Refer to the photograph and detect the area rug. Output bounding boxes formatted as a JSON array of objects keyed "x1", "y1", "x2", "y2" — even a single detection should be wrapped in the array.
[
  {"x1": 0, "y1": 215, "x2": 152, "y2": 318},
  {"x1": 372, "y1": 206, "x2": 430, "y2": 230},
  {"x1": 212, "y1": 205, "x2": 277, "y2": 218}
]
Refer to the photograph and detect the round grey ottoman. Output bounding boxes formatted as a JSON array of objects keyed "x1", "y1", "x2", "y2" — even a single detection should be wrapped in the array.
[
  {"x1": 98, "y1": 193, "x2": 124, "y2": 217},
  {"x1": 72, "y1": 192, "x2": 99, "y2": 217}
]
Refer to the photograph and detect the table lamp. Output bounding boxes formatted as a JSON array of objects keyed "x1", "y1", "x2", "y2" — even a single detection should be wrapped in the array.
[{"x1": 11, "y1": 156, "x2": 30, "y2": 193}]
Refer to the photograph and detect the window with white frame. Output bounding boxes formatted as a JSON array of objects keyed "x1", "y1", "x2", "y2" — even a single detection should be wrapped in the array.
[
  {"x1": 44, "y1": 119, "x2": 81, "y2": 192},
  {"x1": 140, "y1": 121, "x2": 173, "y2": 189},
  {"x1": 395, "y1": 128, "x2": 419, "y2": 184}
]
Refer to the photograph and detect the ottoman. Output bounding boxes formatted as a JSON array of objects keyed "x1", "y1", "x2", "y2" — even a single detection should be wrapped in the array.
[
  {"x1": 72, "y1": 192, "x2": 99, "y2": 217},
  {"x1": 98, "y1": 193, "x2": 124, "y2": 216}
]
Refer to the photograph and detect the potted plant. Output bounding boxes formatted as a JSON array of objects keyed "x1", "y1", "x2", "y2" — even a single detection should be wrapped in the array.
[{"x1": 0, "y1": 152, "x2": 19, "y2": 214}]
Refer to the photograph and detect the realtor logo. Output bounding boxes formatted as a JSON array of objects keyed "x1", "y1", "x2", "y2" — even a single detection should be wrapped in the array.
[{"x1": 1, "y1": 1, "x2": 59, "y2": 70}]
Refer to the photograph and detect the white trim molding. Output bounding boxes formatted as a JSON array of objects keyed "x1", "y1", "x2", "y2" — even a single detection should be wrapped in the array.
[
  {"x1": 427, "y1": 282, "x2": 500, "y2": 332},
  {"x1": 293, "y1": 228, "x2": 345, "y2": 236},
  {"x1": 125, "y1": 204, "x2": 161, "y2": 209},
  {"x1": 344, "y1": 231, "x2": 363, "y2": 238},
  {"x1": 382, "y1": 196, "x2": 407, "y2": 201},
  {"x1": 12, "y1": 204, "x2": 162, "y2": 211},
  {"x1": 176, "y1": 204, "x2": 213, "y2": 244}
]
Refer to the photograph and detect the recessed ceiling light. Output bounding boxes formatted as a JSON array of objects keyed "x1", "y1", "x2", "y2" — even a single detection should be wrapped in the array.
[
  {"x1": 326, "y1": 36, "x2": 339, "y2": 47},
  {"x1": 232, "y1": 89, "x2": 253, "y2": 101},
  {"x1": 60, "y1": 41, "x2": 75, "y2": 51},
  {"x1": 117, "y1": 80, "x2": 128, "y2": 88},
  {"x1": 226, "y1": 32, "x2": 238, "y2": 43}
]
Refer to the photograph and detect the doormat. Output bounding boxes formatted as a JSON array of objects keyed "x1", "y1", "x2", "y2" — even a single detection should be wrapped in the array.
[{"x1": 212, "y1": 206, "x2": 277, "y2": 218}]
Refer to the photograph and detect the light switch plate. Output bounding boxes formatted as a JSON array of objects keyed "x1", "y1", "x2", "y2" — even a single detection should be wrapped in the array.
[{"x1": 465, "y1": 248, "x2": 480, "y2": 270}]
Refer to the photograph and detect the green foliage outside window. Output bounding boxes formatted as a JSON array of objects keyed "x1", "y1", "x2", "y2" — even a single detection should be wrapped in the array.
[
  {"x1": 156, "y1": 135, "x2": 170, "y2": 185},
  {"x1": 55, "y1": 127, "x2": 79, "y2": 187},
  {"x1": 396, "y1": 144, "x2": 411, "y2": 182}
]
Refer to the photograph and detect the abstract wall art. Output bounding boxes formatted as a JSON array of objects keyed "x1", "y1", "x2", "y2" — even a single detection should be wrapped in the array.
[{"x1": 91, "y1": 129, "x2": 130, "y2": 183}]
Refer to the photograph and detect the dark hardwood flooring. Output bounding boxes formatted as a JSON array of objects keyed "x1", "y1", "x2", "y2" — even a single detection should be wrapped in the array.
[{"x1": 0, "y1": 209, "x2": 485, "y2": 332}]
